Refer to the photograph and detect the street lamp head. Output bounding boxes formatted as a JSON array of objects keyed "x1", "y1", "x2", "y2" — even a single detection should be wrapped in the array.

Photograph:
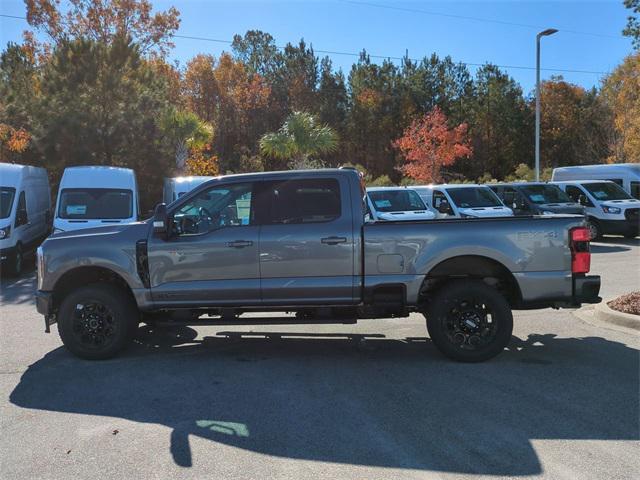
[{"x1": 538, "y1": 28, "x2": 558, "y2": 37}]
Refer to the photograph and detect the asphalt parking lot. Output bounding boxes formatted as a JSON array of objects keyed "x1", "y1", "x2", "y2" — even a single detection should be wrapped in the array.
[{"x1": 1, "y1": 238, "x2": 638, "y2": 479}]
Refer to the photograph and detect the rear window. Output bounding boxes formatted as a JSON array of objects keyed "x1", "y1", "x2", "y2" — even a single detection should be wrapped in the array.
[
  {"x1": 263, "y1": 179, "x2": 341, "y2": 224},
  {"x1": 58, "y1": 188, "x2": 133, "y2": 219},
  {"x1": 446, "y1": 187, "x2": 502, "y2": 208},
  {"x1": 369, "y1": 189, "x2": 426, "y2": 212},
  {"x1": 0, "y1": 187, "x2": 16, "y2": 219}
]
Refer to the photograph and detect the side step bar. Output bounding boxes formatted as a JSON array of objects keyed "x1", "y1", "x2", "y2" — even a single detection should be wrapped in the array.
[{"x1": 151, "y1": 316, "x2": 358, "y2": 327}]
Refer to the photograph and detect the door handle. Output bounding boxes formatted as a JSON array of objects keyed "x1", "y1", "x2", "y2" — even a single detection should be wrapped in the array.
[
  {"x1": 321, "y1": 236, "x2": 347, "y2": 245},
  {"x1": 226, "y1": 240, "x2": 253, "y2": 248}
]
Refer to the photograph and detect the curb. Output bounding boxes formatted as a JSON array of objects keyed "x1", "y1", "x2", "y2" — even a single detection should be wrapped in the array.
[{"x1": 594, "y1": 298, "x2": 640, "y2": 331}]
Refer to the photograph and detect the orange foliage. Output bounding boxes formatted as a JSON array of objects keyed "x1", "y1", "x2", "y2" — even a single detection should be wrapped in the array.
[
  {"x1": 185, "y1": 146, "x2": 219, "y2": 176},
  {"x1": 394, "y1": 107, "x2": 472, "y2": 183},
  {"x1": 0, "y1": 124, "x2": 31, "y2": 154},
  {"x1": 24, "y1": 0, "x2": 180, "y2": 56}
]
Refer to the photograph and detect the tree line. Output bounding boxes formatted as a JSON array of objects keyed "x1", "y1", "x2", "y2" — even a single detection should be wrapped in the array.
[{"x1": 0, "y1": 0, "x2": 638, "y2": 210}]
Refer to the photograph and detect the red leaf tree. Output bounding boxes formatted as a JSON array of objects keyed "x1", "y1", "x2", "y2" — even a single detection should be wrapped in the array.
[{"x1": 394, "y1": 107, "x2": 473, "y2": 183}]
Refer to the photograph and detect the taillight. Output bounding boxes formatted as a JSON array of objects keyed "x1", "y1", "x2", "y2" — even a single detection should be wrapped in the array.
[{"x1": 570, "y1": 227, "x2": 591, "y2": 274}]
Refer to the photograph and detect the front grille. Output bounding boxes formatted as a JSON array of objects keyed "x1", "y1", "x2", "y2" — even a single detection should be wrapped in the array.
[{"x1": 625, "y1": 208, "x2": 640, "y2": 221}]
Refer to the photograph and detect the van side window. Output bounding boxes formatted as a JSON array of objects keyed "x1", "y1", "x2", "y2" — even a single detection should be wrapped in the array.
[
  {"x1": 631, "y1": 181, "x2": 640, "y2": 200},
  {"x1": 565, "y1": 185, "x2": 592, "y2": 206},
  {"x1": 173, "y1": 182, "x2": 254, "y2": 235},
  {"x1": 15, "y1": 191, "x2": 28, "y2": 227},
  {"x1": 262, "y1": 178, "x2": 341, "y2": 224},
  {"x1": 432, "y1": 190, "x2": 446, "y2": 209}
]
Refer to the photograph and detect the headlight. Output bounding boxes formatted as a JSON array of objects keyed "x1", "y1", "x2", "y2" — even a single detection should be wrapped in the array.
[
  {"x1": 0, "y1": 226, "x2": 10, "y2": 239},
  {"x1": 53, "y1": 227, "x2": 64, "y2": 234},
  {"x1": 602, "y1": 206, "x2": 621, "y2": 214},
  {"x1": 460, "y1": 213, "x2": 475, "y2": 218},
  {"x1": 541, "y1": 211, "x2": 555, "y2": 215}
]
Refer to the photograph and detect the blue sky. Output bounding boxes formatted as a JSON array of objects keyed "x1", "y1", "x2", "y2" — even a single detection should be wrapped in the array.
[{"x1": 0, "y1": 0, "x2": 633, "y2": 94}]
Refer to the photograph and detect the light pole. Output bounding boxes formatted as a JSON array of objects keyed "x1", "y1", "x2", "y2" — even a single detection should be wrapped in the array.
[{"x1": 535, "y1": 28, "x2": 558, "y2": 181}]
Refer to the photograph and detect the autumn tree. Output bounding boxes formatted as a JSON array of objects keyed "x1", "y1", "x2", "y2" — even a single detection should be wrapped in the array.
[
  {"x1": 260, "y1": 111, "x2": 338, "y2": 169},
  {"x1": 394, "y1": 107, "x2": 472, "y2": 183},
  {"x1": 602, "y1": 52, "x2": 640, "y2": 162},
  {"x1": 24, "y1": 0, "x2": 180, "y2": 56}
]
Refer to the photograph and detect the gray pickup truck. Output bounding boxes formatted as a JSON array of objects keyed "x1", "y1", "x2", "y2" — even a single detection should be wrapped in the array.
[{"x1": 35, "y1": 168, "x2": 601, "y2": 362}]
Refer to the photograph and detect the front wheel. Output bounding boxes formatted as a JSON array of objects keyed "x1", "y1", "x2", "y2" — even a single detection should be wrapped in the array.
[
  {"x1": 58, "y1": 284, "x2": 138, "y2": 360},
  {"x1": 424, "y1": 280, "x2": 513, "y2": 362},
  {"x1": 586, "y1": 219, "x2": 601, "y2": 241}
]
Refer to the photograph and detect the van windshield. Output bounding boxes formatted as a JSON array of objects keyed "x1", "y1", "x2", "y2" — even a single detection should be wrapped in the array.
[
  {"x1": 521, "y1": 185, "x2": 571, "y2": 204},
  {"x1": 583, "y1": 182, "x2": 632, "y2": 201},
  {"x1": 0, "y1": 187, "x2": 16, "y2": 219},
  {"x1": 446, "y1": 187, "x2": 502, "y2": 208},
  {"x1": 58, "y1": 188, "x2": 133, "y2": 219},
  {"x1": 369, "y1": 190, "x2": 426, "y2": 212}
]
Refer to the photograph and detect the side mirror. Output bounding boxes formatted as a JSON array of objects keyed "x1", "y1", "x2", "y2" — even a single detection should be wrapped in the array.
[
  {"x1": 437, "y1": 199, "x2": 452, "y2": 215},
  {"x1": 503, "y1": 192, "x2": 515, "y2": 205},
  {"x1": 152, "y1": 203, "x2": 170, "y2": 239},
  {"x1": 577, "y1": 194, "x2": 587, "y2": 206}
]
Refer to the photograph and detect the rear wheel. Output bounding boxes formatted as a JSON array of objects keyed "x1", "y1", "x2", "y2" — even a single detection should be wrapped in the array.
[
  {"x1": 58, "y1": 284, "x2": 138, "y2": 360},
  {"x1": 425, "y1": 280, "x2": 513, "y2": 362}
]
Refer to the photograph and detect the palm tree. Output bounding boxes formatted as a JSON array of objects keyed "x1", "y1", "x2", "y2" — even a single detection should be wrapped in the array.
[
  {"x1": 259, "y1": 111, "x2": 338, "y2": 169},
  {"x1": 159, "y1": 108, "x2": 213, "y2": 172}
]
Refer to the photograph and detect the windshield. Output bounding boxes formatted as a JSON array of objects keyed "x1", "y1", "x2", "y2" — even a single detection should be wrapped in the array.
[
  {"x1": 521, "y1": 185, "x2": 571, "y2": 204},
  {"x1": 369, "y1": 189, "x2": 426, "y2": 212},
  {"x1": 446, "y1": 187, "x2": 503, "y2": 208},
  {"x1": 583, "y1": 182, "x2": 632, "y2": 201},
  {"x1": 58, "y1": 188, "x2": 133, "y2": 219},
  {"x1": 0, "y1": 187, "x2": 16, "y2": 219}
]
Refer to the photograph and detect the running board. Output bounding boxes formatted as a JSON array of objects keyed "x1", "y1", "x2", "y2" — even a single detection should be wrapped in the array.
[{"x1": 152, "y1": 316, "x2": 358, "y2": 327}]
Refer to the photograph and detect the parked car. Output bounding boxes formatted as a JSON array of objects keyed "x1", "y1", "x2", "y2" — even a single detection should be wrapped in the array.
[
  {"x1": 413, "y1": 184, "x2": 513, "y2": 218},
  {"x1": 53, "y1": 166, "x2": 139, "y2": 233},
  {"x1": 552, "y1": 163, "x2": 640, "y2": 199},
  {"x1": 0, "y1": 163, "x2": 51, "y2": 276},
  {"x1": 366, "y1": 187, "x2": 435, "y2": 221},
  {"x1": 489, "y1": 183, "x2": 584, "y2": 217},
  {"x1": 163, "y1": 176, "x2": 215, "y2": 204},
  {"x1": 552, "y1": 180, "x2": 640, "y2": 239},
  {"x1": 36, "y1": 168, "x2": 600, "y2": 363}
]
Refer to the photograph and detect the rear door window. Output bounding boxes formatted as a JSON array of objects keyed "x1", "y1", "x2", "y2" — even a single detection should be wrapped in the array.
[{"x1": 261, "y1": 178, "x2": 341, "y2": 224}]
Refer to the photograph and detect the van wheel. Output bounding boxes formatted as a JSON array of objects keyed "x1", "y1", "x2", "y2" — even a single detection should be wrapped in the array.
[
  {"x1": 424, "y1": 280, "x2": 513, "y2": 362},
  {"x1": 58, "y1": 284, "x2": 138, "y2": 360},
  {"x1": 586, "y1": 219, "x2": 601, "y2": 241},
  {"x1": 6, "y1": 244, "x2": 23, "y2": 277}
]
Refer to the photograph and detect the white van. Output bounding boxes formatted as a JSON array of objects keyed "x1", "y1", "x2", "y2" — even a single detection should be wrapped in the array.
[
  {"x1": 0, "y1": 163, "x2": 51, "y2": 275},
  {"x1": 54, "y1": 166, "x2": 139, "y2": 233},
  {"x1": 366, "y1": 187, "x2": 436, "y2": 221},
  {"x1": 413, "y1": 184, "x2": 513, "y2": 219},
  {"x1": 552, "y1": 164, "x2": 640, "y2": 199},
  {"x1": 163, "y1": 176, "x2": 214, "y2": 204},
  {"x1": 552, "y1": 180, "x2": 640, "y2": 239}
]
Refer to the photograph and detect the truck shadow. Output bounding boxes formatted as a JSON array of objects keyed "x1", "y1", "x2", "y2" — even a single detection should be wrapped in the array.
[
  {"x1": 9, "y1": 328, "x2": 640, "y2": 476},
  {"x1": 0, "y1": 267, "x2": 36, "y2": 305}
]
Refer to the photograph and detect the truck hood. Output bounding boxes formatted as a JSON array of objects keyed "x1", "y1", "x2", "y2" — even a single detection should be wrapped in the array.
[
  {"x1": 377, "y1": 210, "x2": 436, "y2": 221},
  {"x1": 458, "y1": 206, "x2": 513, "y2": 218},
  {"x1": 48, "y1": 221, "x2": 149, "y2": 241}
]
